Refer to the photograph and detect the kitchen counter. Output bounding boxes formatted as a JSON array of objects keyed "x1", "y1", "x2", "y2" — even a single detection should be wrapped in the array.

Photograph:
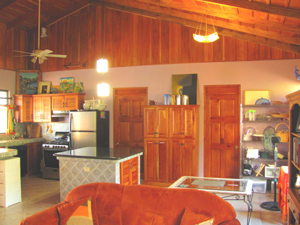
[
  {"x1": 55, "y1": 147, "x2": 143, "y2": 201},
  {"x1": 0, "y1": 138, "x2": 45, "y2": 147},
  {"x1": 0, "y1": 148, "x2": 18, "y2": 159},
  {"x1": 54, "y1": 147, "x2": 143, "y2": 160}
]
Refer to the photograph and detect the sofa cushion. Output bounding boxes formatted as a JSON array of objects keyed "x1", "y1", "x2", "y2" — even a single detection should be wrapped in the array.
[
  {"x1": 57, "y1": 196, "x2": 90, "y2": 225},
  {"x1": 121, "y1": 184, "x2": 166, "y2": 225},
  {"x1": 180, "y1": 207, "x2": 214, "y2": 225}
]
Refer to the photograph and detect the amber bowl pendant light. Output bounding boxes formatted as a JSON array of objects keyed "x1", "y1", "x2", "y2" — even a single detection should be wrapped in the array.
[
  {"x1": 193, "y1": 14, "x2": 219, "y2": 43},
  {"x1": 97, "y1": 2, "x2": 109, "y2": 97}
]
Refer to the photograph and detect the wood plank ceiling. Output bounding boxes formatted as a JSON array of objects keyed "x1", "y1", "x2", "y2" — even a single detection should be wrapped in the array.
[{"x1": 0, "y1": 0, "x2": 300, "y2": 58}]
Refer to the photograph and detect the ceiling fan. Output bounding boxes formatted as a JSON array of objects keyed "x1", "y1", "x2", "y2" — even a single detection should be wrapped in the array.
[{"x1": 14, "y1": 0, "x2": 67, "y2": 64}]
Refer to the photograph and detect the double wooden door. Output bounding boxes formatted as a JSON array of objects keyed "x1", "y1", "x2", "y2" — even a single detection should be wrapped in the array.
[{"x1": 204, "y1": 85, "x2": 240, "y2": 178}]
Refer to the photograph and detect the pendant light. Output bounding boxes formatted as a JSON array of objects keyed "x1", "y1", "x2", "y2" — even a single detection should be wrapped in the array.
[
  {"x1": 97, "y1": 1, "x2": 109, "y2": 96},
  {"x1": 193, "y1": 14, "x2": 219, "y2": 43}
]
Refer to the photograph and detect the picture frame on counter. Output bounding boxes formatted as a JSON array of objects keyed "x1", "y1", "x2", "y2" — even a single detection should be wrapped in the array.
[
  {"x1": 16, "y1": 70, "x2": 42, "y2": 94},
  {"x1": 38, "y1": 81, "x2": 51, "y2": 94}
]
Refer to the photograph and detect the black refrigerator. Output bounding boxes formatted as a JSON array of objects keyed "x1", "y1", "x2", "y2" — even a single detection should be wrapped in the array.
[{"x1": 69, "y1": 110, "x2": 109, "y2": 150}]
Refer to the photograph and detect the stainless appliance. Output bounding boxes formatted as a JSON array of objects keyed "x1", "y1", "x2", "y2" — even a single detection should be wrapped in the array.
[
  {"x1": 41, "y1": 131, "x2": 69, "y2": 180},
  {"x1": 69, "y1": 110, "x2": 109, "y2": 150}
]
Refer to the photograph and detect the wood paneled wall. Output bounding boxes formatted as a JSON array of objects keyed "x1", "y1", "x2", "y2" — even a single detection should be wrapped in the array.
[{"x1": 1, "y1": 5, "x2": 300, "y2": 72}]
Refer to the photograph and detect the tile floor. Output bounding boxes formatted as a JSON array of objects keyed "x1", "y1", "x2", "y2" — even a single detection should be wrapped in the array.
[{"x1": 0, "y1": 175, "x2": 287, "y2": 225}]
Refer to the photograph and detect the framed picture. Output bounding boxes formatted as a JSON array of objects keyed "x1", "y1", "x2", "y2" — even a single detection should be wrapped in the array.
[
  {"x1": 60, "y1": 77, "x2": 74, "y2": 93},
  {"x1": 38, "y1": 81, "x2": 51, "y2": 94},
  {"x1": 50, "y1": 85, "x2": 60, "y2": 94},
  {"x1": 74, "y1": 82, "x2": 83, "y2": 93},
  {"x1": 16, "y1": 70, "x2": 41, "y2": 94},
  {"x1": 172, "y1": 74, "x2": 197, "y2": 104}
]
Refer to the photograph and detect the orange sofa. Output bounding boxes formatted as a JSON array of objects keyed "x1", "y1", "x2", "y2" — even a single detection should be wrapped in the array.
[{"x1": 20, "y1": 182, "x2": 240, "y2": 225}]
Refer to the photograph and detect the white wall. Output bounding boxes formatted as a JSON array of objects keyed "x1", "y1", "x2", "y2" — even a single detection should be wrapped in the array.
[
  {"x1": 0, "y1": 69, "x2": 16, "y2": 104},
  {"x1": 43, "y1": 59, "x2": 300, "y2": 176}
]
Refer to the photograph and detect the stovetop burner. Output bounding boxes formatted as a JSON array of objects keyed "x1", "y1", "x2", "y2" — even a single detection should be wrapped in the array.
[{"x1": 43, "y1": 131, "x2": 69, "y2": 148}]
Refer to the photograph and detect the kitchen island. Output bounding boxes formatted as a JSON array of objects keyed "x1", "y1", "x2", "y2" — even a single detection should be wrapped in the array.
[{"x1": 54, "y1": 147, "x2": 143, "y2": 200}]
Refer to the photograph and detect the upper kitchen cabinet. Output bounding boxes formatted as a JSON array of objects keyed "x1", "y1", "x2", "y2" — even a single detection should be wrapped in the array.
[
  {"x1": 144, "y1": 106, "x2": 169, "y2": 138},
  {"x1": 169, "y1": 106, "x2": 198, "y2": 139},
  {"x1": 52, "y1": 93, "x2": 85, "y2": 111},
  {"x1": 32, "y1": 95, "x2": 51, "y2": 122},
  {"x1": 14, "y1": 95, "x2": 33, "y2": 123}
]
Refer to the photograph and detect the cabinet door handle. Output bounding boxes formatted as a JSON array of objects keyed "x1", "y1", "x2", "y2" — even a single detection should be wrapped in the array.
[{"x1": 65, "y1": 102, "x2": 67, "y2": 107}]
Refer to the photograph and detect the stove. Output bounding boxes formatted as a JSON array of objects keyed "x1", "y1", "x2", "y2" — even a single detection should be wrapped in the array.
[{"x1": 41, "y1": 131, "x2": 70, "y2": 180}]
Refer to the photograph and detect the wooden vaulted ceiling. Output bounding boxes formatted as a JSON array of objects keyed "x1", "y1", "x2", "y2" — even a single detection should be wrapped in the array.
[{"x1": 0, "y1": 0, "x2": 300, "y2": 54}]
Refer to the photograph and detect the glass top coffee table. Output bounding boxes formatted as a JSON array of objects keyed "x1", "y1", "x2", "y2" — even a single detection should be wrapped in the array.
[{"x1": 169, "y1": 176, "x2": 253, "y2": 225}]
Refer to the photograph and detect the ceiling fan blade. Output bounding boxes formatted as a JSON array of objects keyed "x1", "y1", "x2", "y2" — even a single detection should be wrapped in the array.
[
  {"x1": 45, "y1": 54, "x2": 67, "y2": 58},
  {"x1": 13, "y1": 50, "x2": 32, "y2": 55},
  {"x1": 41, "y1": 49, "x2": 53, "y2": 55},
  {"x1": 31, "y1": 57, "x2": 37, "y2": 63}
]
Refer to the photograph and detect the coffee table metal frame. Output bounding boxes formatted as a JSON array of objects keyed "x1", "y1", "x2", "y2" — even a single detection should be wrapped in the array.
[{"x1": 169, "y1": 176, "x2": 253, "y2": 225}]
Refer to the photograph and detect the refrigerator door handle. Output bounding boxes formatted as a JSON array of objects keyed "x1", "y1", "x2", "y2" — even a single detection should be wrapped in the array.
[{"x1": 70, "y1": 113, "x2": 73, "y2": 131}]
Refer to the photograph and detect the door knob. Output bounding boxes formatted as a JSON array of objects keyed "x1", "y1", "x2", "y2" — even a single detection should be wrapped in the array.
[
  {"x1": 235, "y1": 146, "x2": 239, "y2": 149},
  {"x1": 115, "y1": 143, "x2": 119, "y2": 146}
]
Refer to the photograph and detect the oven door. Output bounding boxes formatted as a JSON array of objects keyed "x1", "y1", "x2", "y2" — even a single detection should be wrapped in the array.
[{"x1": 43, "y1": 148, "x2": 66, "y2": 168}]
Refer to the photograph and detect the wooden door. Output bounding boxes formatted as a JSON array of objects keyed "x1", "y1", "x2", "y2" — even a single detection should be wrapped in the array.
[
  {"x1": 113, "y1": 88, "x2": 148, "y2": 148},
  {"x1": 113, "y1": 88, "x2": 148, "y2": 176},
  {"x1": 169, "y1": 138, "x2": 183, "y2": 183},
  {"x1": 204, "y1": 85, "x2": 240, "y2": 178}
]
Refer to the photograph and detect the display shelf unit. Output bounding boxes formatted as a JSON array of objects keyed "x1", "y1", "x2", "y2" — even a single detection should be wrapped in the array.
[
  {"x1": 240, "y1": 103, "x2": 289, "y2": 178},
  {"x1": 286, "y1": 90, "x2": 300, "y2": 225}
]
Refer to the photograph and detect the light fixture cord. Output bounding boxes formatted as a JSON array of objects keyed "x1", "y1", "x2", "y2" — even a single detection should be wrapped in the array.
[
  {"x1": 210, "y1": 15, "x2": 217, "y2": 33},
  {"x1": 102, "y1": 0, "x2": 104, "y2": 60}
]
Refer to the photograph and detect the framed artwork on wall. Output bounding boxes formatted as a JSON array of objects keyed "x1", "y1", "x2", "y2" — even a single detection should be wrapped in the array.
[
  {"x1": 172, "y1": 74, "x2": 197, "y2": 104},
  {"x1": 60, "y1": 77, "x2": 74, "y2": 93},
  {"x1": 16, "y1": 70, "x2": 41, "y2": 94},
  {"x1": 38, "y1": 81, "x2": 51, "y2": 94}
]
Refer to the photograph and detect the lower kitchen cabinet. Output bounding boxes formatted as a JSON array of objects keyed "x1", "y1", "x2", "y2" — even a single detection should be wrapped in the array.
[
  {"x1": 120, "y1": 157, "x2": 138, "y2": 185},
  {"x1": 27, "y1": 142, "x2": 43, "y2": 176},
  {"x1": 169, "y1": 139, "x2": 196, "y2": 183},
  {"x1": 0, "y1": 157, "x2": 21, "y2": 207},
  {"x1": 144, "y1": 138, "x2": 169, "y2": 183}
]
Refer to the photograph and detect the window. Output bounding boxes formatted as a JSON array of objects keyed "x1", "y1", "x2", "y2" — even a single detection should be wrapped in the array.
[{"x1": 0, "y1": 90, "x2": 8, "y2": 134}]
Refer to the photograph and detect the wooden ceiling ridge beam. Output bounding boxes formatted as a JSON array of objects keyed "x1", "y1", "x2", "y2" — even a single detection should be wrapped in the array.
[
  {"x1": 6, "y1": 0, "x2": 61, "y2": 29},
  {"x1": 94, "y1": 0, "x2": 300, "y2": 54},
  {"x1": 198, "y1": 0, "x2": 300, "y2": 19},
  {"x1": 0, "y1": 0, "x2": 21, "y2": 11},
  {"x1": 99, "y1": 0, "x2": 300, "y2": 35}
]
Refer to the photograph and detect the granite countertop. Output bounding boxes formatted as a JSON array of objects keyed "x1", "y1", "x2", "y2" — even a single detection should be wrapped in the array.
[
  {"x1": 0, "y1": 138, "x2": 45, "y2": 147},
  {"x1": 54, "y1": 147, "x2": 143, "y2": 160},
  {"x1": 0, "y1": 148, "x2": 18, "y2": 159}
]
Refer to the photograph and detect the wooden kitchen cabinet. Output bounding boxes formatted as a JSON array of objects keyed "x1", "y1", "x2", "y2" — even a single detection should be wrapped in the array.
[
  {"x1": 120, "y1": 157, "x2": 139, "y2": 185},
  {"x1": 14, "y1": 94, "x2": 33, "y2": 122},
  {"x1": 33, "y1": 95, "x2": 51, "y2": 122},
  {"x1": 143, "y1": 105, "x2": 199, "y2": 186},
  {"x1": 52, "y1": 93, "x2": 85, "y2": 111},
  {"x1": 144, "y1": 107, "x2": 168, "y2": 138},
  {"x1": 27, "y1": 142, "x2": 43, "y2": 176},
  {"x1": 169, "y1": 106, "x2": 196, "y2": 139},
  {"x1": 169, "y1": 138, "x2": 196, "y2": 183},
  {"x1": 144, "y1": 138, "x2": 169, "y2": 183}
]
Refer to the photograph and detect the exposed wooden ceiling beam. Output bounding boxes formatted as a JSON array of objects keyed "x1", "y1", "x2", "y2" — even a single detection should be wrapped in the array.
[
  {"x1": 100, "y1": 0, "x2": 300, "y2": 35},
  {"x1": 197, "y1": 0, "x2": 300, "y2": 19},
  {"x1": 6, "y1": 0, "x2": 61, "y2": 29},
  {"x1": 93, "y1": 1, "x2": 300, "y2": 54},
  {"x1": 0, "y1": 0, "x2": 21, "y2": 11}
]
